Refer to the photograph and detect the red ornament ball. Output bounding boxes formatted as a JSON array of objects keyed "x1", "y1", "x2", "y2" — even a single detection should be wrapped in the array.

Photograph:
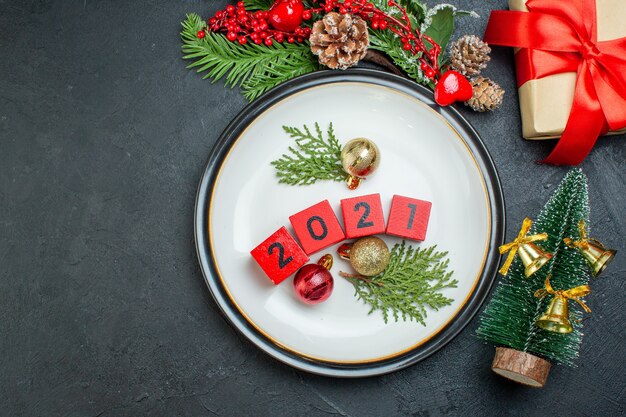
[
  {"x1": 293, "y1": 264, "x2": 334, "y2": 304},
  {"x1": 268, "y1": 0, "x2": 305, "y2": 32},
  {"x1": 197, "y1": 30, "x2": 206, "y2": 39}
]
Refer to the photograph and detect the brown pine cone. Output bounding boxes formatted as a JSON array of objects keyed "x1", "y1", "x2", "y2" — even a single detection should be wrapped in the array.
[
  {"x1": 309, "y1": 12, "x2": 369, "y2": 70},
  {"x1": 450, "y1": 35, "x2": 491, "y2": 77},
  {"x1": 465, "y1": 76, "x2": 504, "y2": 112}
]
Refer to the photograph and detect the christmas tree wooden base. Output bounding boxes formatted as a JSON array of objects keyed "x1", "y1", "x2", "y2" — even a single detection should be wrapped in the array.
[{"x1": 491, "y1": 347, "x2": 551, "y2": 388}]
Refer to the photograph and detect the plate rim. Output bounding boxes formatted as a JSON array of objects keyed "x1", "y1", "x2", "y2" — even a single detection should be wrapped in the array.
[{"x1": 194, "y1": 68, "x2": 505, "y2": 377}]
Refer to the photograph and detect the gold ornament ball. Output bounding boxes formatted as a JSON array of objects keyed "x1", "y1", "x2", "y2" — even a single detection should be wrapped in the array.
[
  {"x1": 341, "y1": 138, "x2": 381, "y2": 179},
  {"x1": 349, "y1": 236, "x2": 390, "y2": 276}
]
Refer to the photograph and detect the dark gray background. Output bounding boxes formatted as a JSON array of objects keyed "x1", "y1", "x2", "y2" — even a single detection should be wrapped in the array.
[{"x1": 1, "y1": 0, "x2": 624, "y2": 416}]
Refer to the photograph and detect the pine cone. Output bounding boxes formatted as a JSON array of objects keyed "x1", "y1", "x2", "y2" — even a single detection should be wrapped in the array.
[
  {"x1": 450, "y1": 35, "x2": 491, "y2": 77},
  {"x1": 309, "y1": 12, "x2": 369, "y2": 70},
  {"x1": 466, "y1": 77, "x2": 504, "y2": 112}
]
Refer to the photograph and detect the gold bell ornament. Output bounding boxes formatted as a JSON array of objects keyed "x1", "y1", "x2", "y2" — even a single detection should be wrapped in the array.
[
  {"x1": 498, "y1": 217, "x2": 552, "y2": 277},
  {"x1": 337, "y1": 236, "x2": 390, "y2": 276},
  {"x1": 534, "y1": 275, "x2": 591, "y2": 334},
  {"x1": 340, "y1": 138, "x2": 381, "y2": 190},
  {"x1": 564, "y1": 220, "x2": 616, "y2": 277}
]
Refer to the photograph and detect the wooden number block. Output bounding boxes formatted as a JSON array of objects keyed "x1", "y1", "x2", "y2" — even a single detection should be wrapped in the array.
[
  {"x1": 341, "y1": 193, "x2": 386, "y2": 238},
  {"x1": 250, "y1": 226, "x2": 309, "y2": 285},
  {"x1": 289, "y1": 200, "x2": 346, "y2": 255},
  {"x1": 386, "y1": 195, "x2": 432, "y2": 241}
]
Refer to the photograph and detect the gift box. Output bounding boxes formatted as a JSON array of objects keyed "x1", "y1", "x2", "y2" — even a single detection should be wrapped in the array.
[
  {"x1": 485, "y1": 0, "x2": 626, "y2": 165},
  {"x1": 509, "y1": 0, "x2": 626, "y2": 140}
]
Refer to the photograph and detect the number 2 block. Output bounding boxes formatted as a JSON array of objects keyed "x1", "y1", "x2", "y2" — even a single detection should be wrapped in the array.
[
  {"x1": 341, "y1": 193, "x2": 386, "y2": 238},
  {"x1": 386, "y1": 195, "x2": 432, "y2": 241},
  {"x1": 289, "y1": 200, "x2": 346, "y2": 255},
  {"x1": 250, "y1": 226, "x2": 309, "y2": 285}
]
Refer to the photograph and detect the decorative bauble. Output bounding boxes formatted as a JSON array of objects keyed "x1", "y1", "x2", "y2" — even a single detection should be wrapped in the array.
[
  {"x1": 268, "y1": 0, "x2": 304, "y2": 32},
  {"x1": 338, "y1": 236, "x2": 390, "y2": 276},
  {"x1": 340, "y1": 138, "x2": 380, "y2": 190},
  {"x1": 434, "y1": 70, "x2": 473, "y2": 106},
  {"x1": 293, "y1": 254, "x2": 334, "y2": 304}
]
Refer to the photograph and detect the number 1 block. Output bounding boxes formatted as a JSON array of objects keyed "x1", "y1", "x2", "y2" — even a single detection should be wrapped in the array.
[
  {"x1": 386, "y1": 195, "x2": 432, "y2": 241},
  {"x1": 250, "y1": 226, "x2": 309, "y2": 285},
  {"x1": 341, "y1": 193, "x2": 386, "y2": 238},
  {"x1": 289, "y1": 200, "x2": 346, "y2": 255}
]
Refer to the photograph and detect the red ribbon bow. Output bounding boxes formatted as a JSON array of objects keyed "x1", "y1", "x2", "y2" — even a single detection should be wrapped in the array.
[{"x1": 484, "y1": 0, "x2": 626, "y2": 165}]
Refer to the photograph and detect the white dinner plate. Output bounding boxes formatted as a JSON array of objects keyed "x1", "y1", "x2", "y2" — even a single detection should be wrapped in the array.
[{"x1": 195, "y1": 69, "x2": 505, "y2": 377}]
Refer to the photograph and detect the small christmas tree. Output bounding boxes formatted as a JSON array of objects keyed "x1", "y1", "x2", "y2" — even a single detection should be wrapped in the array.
[{"x1": 477, "y1": 168, "x2": 592, "y2": 387}]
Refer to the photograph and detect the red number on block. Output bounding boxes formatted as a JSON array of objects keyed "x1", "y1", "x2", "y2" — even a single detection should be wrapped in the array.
[
  {"x1": 386, "y1": 195, "x2": 432, "y2": 241},
  {"x1": 341, "y1": 193, "x2": 386, "y2": 238},
  {"x1": 250, "y1": 226, "x2": 309, "y2": 284},
  {"x1": 289, "y1": 200, "x2": 346, "y2": 255}
]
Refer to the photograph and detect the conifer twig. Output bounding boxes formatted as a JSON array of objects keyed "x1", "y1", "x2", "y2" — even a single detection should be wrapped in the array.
[
  {"x1": 342, "y1": 241, "x2": 457, "y2": 325},
  {"x1": 181, "y1": 14, "x2": 319, "y2": 101},
  {"x1": 271, "y1": 122, "x2": 345, "y2": 186}
]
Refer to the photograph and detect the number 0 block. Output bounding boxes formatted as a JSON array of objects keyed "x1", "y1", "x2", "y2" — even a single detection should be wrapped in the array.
[
  {"x1": 386, "y1": 195, "x2": 432, "y2": 241},
  {"x1": 250, "y1": 226, "x2": 309, "y2": 285},
  {"x1": 341, "y1": 193, "x2": 386, "y2": 238},
  {"x1": 289, "y1": 200, "x2": 346, "y2": 255}
]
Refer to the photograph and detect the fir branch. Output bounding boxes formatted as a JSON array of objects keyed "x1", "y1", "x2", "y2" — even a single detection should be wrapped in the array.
[
  {"x1": 368, "y1": 0, "x2": 476, "y2": 88},
  {"x1": 371, "y1": 0, "x2": 427, "y2": 23},
  {"x1": 242, "y1": 0, "x2": 273, "y2": 11},
  {"x1": 369, "y1": 29, "x2": 428, "y2": 85},
  {"x1": 343, "y1": 242, "x2": 457, "y2": 325},
  {"x1": 271, "y1": 123, "x2": 345, "y2": 186},
  {"x1": 181, "y1": 13, "x2": 319, "y2": 101},
  {"x1": 476, "y1": 169, "x2": 591, "y2": 366},
  {"x1": 244, "y1": 0, "x2": 318, "y2": 10},
  {"x1": 368, "y1": 0, "x2": 428, "y2": 84},
  {"x1": 181, "y1": 0, "x2": 474, "y2": 99}
]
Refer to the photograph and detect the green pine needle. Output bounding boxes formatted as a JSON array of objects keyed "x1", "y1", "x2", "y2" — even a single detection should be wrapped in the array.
[
  {"x1": 369, "y1": 29, "x2": 428, "y2": 85},
  {"x1": 343, "y1": 242, "x2": 458, "y2": 325},
  {"x1": 271, "y1": 122, "x2": 345, "y2": 186},
  {"x1": 368, "y1": 0, "x2": 428, "y2": 85},
  {"x1": 181, "y1": 13, "x2": 320, "y2": 101},
  {"x1": 476, "y1": 168, "x2": 591, "y2": 366},
  {"x1": 242, "y1": 0, "x2": 273, "y2": 11},
  {"x1": 243, "y1": 0, "x2": 318, "y2": 10}
]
